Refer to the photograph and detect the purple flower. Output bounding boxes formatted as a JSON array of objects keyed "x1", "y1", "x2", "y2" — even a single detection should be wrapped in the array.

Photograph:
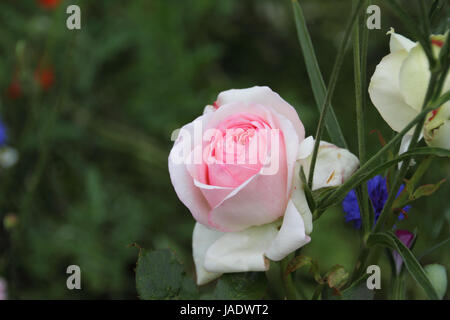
[
  {"x1": 393, "y1": 230, "x2": 415, "y2": 274},
  {"x1": 342, "y1": 175, "x2": 411, "y2": 229}
]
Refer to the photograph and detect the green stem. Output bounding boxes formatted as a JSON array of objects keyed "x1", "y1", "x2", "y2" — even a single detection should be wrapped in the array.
[
  {"x1": 307, "y1": 0, "x2": 365, "y2": 189},
  {"x1": 280, "y1": 256, "x2": 301, "y2": 300},
  {"x1": 311, "y1": 283, "x2": 325, "y2": 300},
  {"x1": 391, "y1": 274, "x2": 406, "y2": 300},
  {"x1": 349, "y1": 244, "x2": 370, "y2": 283},
  {"x1": 265, "y1": 262, "x2": 285, "y2": 299},
  {"x1": 418, "y1": 0, "x2": 432, "y2": 38},
  {"x1": 353, "y1": 0, "x2": 371, "y2": 236}
]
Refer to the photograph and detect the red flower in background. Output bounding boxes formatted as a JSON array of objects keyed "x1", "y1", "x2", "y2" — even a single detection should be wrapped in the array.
[
  {"x1": 38, "y1": 0, "x2": 61, "y2": 9},
  {"x1": 35, "y1": 67, "x2": 55, "y2": 91}
]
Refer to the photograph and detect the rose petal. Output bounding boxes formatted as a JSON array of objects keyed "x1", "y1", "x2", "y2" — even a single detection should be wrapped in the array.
[
  {"x1": 192, "y1": 223, "x2": 223, "y2": 285},
  {"x1": 216, "y1": 86, "x2": 305, "y2": 141},
  {"x1": 203, "y1": 222, "x2": 279, "y2": 273},
  {"x1": 265, "y1": 200, "x2": 311, "y2": 261},
  {"x1": 207, "y1": 159, "x2": 287, "y2": 231},
  {"x1": 291, "y1": 162, "x2": 313, "y2": 235},
  {"x1": 369, "y1": 50, "x2": 418, "y2": 133},
  {"x1": 169, "y1": 115, "x2": 213, "y2": 226},
  {"x1": 202, "y1": 104, "x2": 292, "y2": 232}
]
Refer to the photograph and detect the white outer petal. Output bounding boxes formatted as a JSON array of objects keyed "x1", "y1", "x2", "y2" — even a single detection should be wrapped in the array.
[
  {"x1": 369, "y1": 50, "x2": 419, "y2": 133},
  {"x1": 192, "y1": 223, "x2": 223, "y2": 285},
  {"x1": 399, "y1": 44, "x2": 430, "y2": 111},
  {"x1": 265, "y1": 200, "x2": 311, "y2": 261},
  {"x1": 203, "y1": 223, "x2": 279, "y2": 273},
  {"x1": 291, "y1": 159, "x2": 313, "y2": 234},
  {"x1": 388, "y1": 28, "x2": 416, "y2": 53},
  {"x1": 168, "y1": 115, "x2": 213, "y2": 227}
]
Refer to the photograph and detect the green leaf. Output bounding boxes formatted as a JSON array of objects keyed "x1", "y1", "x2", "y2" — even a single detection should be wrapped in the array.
[
  {"x1": 213, "y1": 272, "x2": 268, "y2": 300},
  {"x1": 411, "y1": 179, "x2": 446, "y2": 200},
  {"x1": 291, "y1": 0, "x2": 347, "y2": 148},
  {"x1": 324, "y1": 265, "x2": 349, "y2": 291},
  {"x1": 326, "y1": 273, "x2": 374, "y2": 300},
  {"x1": 135, "y1": 248, "x2": 197, "y2": 300},
  {"x1": 367, "y1": 232, "x2": 439, "y2": 300},
  {"x1": 285, "y1": 255, "x2": 322, "y2": 282}
]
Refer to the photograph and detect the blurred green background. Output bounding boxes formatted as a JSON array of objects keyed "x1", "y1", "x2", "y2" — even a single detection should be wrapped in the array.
[{"x1": 0, "y1": 0, "x2": 448, "y2": 299}]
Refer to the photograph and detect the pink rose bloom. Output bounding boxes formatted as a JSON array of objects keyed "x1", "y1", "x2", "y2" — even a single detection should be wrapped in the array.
[{"x1": 169, "y1": 86, "x2": 359, "y2": 285}]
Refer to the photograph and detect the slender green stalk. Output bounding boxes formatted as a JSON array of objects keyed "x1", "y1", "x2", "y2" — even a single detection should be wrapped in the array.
[
  {"x1": 391, "y1": 274, "x2": 406, "y2": 300},
  {"x1": 311, "y1": 283, "x2": 325, "y2": 300},
  {"x1": 349, "y1": 243, "x2": 370, "y2": 283},
  {"x1": 418, "y1": 0, "x2": 432, "y2": 37},
  {"x1": 291, "y1": 0, "x2": 348, "y2": 148},
  {"x1": 265, "y1": 262, "x2": 285, "y2": 299},
  {"x1": 418, "y1": 236, "x2": 450, "y2": 260},
  {"x1": 353, "y1": 0, "x2": 371, "y2": 235},
  {"x1": 307, "y1": 0, "x2": 365, "y2": 189},
  {"x1": 280, "y1": 256, "x2": 302, "y2": 299},
  {"x1": 353, "y1": 2, "x2": 366, "y2": 164}
]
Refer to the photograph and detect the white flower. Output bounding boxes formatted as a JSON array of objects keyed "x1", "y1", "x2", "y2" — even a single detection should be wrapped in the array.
[{"x1": 368, "y1": 29, "x2": 450, "y2": 151}]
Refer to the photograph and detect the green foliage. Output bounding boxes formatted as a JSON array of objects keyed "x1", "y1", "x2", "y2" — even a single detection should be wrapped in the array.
[
  {"x1": 213, "y1": 273, "x2": 268, "y2": 300},
  {"x1": 0, "y1": 0, "x2": 448, "y2": 300},
  {"x1": 324, "y1": 265, "x2": 349, "y2": 291},
  {"x1": 367, "y1": 231, "x2": 439, "y2": 300},
  {"x1": 286, "y1": 255, "x2": 321, "y2": 282},
  {"x1": 135, "y1": 248, "x2": 197, "y2": 300}
]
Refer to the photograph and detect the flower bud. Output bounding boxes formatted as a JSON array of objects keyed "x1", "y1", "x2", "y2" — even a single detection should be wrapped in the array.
[
  {"x1": 393, "y1": 230, "x2": 414, "y2": 275},
  {"x1": 423, "y1": 104, "x2": 450, "y2": 149},
  {"x1": 424, "y1": 264, "x2": 447, "y2": 300}
]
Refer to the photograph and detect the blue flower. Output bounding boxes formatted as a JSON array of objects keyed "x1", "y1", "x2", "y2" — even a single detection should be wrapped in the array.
[
  {"x1": 342, "y1": 175, "x2": 411, "y2": 229},
  {"x1": 0, "y1": 119, "x2": 7, "y2": 146}
]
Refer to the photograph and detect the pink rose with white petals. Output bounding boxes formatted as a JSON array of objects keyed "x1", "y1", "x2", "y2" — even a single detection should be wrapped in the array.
[{"x1": 169, "y1": 86, "x2": 359, "y2": 285}]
